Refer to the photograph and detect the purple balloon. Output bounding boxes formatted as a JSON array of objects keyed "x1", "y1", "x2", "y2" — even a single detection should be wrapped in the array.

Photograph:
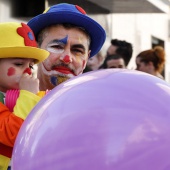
[{"x1": 12, "y1": 69, "x2": 170, "y2": 170}]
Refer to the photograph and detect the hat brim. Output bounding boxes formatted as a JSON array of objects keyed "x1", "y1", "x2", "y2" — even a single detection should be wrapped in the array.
[
  {"x1": 28, "y1": 11, "x2": 106, "y2": 57},
  {"x1": 0, "y1": 46, "x2": 49, "y2": 63}
]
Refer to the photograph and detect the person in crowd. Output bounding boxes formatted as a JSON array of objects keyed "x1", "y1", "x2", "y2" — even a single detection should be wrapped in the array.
[
  {"x1": 107, "y1": 39, "x2": 133, "y2": 67},
  {"x1": 0, "y1": 22, "x2": 49, "y2": 170},
  {"x1": 27, "y1": 3, "x2": 106, "y2": 90},
  {"x1": 101, "y1": 54, "x2": 126, "y2": 69},
  {"x1": 83, "y1": 51, "x2": 104, "y2": 72},
  {"x1": 136, "y1": 46, "x2": 165, "y2": 79}
]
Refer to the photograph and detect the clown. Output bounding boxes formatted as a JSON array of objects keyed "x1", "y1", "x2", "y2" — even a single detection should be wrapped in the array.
[
  {"x1": 0, "y1": 22, "x2": 49, "y2": 170},
  {"x1": 27, "y1": 3, "x2": 106, "y2": 90}
]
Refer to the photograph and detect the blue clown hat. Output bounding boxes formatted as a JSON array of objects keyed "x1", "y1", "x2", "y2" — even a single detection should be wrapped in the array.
[{"x1": 27, "y1": 3, "x2": 106, "y2": 58}]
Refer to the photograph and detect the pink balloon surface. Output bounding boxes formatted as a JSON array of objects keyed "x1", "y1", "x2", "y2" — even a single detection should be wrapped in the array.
[{"x1": 12, "y1": 69, "x2": 170, "y2": 170}]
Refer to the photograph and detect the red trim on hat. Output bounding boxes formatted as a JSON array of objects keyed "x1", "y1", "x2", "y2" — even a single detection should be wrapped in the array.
[
  {"x1": 17, "y1": 23, "x2": 37, "y2": 47},
  {"x1": 75, "y1": 5, "x2": 86, "y2": 14}
]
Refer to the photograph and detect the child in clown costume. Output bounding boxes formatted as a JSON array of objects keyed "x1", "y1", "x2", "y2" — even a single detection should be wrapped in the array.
[{"x1": 0, "y1": 22, "x2": 49, "y2": 170}]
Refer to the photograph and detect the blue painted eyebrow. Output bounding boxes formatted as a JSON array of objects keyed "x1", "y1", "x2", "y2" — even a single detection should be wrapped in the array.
[{"x1": 50, "y1": 35, "x2": 68, "y2": 45}]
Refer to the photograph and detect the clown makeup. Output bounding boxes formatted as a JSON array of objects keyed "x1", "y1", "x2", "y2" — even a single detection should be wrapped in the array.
[
  {"x1": 46, "y1": 35, "x2": 87, "y2": 62},
  {"x1": 7, "y1": 67, "x2": 16, "y2": 76},
  {"x1": 46, "y1": 36, "x2": 68, "y2": 54},
  {"x1": 23, "y1": 67, "x2": 32, "y2": 75},
  {"x1": 40, "y1": 25, "x2": 90, "y2": 75},
  {"x1": 0, "y1": 58, "x2": 35, "y2": 92},
  {"x1": 38, "y1": 25, "x2": 90, "y2": 90},
  {"x1": 50, "y1": 76, "x2": 69, "y2": 86}
]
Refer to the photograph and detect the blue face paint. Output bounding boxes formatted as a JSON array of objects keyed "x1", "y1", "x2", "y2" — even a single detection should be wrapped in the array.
[
  {"x1": 50, "y1": 76, "x2": 57, "y2": 86},
  {"x1": 60, "y1": 35, "x2": 68, "y2": 44},
  {"x1": 47, "y1": 36, "x2": 68, "y2": 54},
  {"x1": 53, "y1": 35, "x2": 68, "y2": 45}
]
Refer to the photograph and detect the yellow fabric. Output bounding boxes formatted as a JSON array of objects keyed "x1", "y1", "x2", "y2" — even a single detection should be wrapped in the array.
[
  {"x1": 0, "y1": 155, "x2": 10, "y2": 170},
  {"x1": 37, "y1": 91, "x2": 46, "y2": 98},
  {"x1": 0, "y1": 90, "x2": 46, "y2": 170},
  {"x1": 13, "y1": 90, "x2": 42, "y2": 120}
]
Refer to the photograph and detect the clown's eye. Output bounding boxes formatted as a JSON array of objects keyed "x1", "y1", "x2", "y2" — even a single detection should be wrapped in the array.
[
  {"x1": 29, "y1": 65, "x2": 34, "y2": 69},
  {"x1": 47, "y1": 43, "x2": 64, "y2": 54},
  {"x1": 14, "y1": 63, "x2": 23, "y2": 67}
]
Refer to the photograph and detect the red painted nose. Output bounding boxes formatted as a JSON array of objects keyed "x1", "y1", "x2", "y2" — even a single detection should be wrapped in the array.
[
  {"x1": 63, "y1": 55, "x2": 71, "y2": 63},
  {"x1": 23, "y1": 68, "x2": 32, "y2": 75}
]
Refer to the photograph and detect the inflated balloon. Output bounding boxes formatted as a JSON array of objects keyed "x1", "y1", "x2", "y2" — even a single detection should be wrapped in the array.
[{"x1": 12, "y1": 69, "x2": 170, "y2": 170}]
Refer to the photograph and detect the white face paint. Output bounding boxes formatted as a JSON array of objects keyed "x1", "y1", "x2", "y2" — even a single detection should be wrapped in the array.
[
  {"x1": 46, "y1": 35, "x2": 68, "y2": 54},
  {"x1": 41, "y1": 63, "x2": 75, "y2": 78},
  {"x1": 46, "y1": 42, "x2": 65, "y2": 54}
]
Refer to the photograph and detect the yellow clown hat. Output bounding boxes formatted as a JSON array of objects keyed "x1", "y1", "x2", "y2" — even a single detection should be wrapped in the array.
[{"x1": 0, "y1": 22, "x2": 49, "y2": 63}]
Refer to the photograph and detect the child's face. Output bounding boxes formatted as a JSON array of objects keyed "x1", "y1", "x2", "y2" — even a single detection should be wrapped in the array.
[{"x1": 0, "y1": 58, "x2": 35, "y2": 92}]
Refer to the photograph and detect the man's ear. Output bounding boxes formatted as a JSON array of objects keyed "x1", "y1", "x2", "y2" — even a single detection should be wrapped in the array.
[
  {"x1": 83, "y1": 51, "x2": 91, "y2": 70},
  {"x1": 88, "y1": 50, "x2": 91, "y2": 59}
]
